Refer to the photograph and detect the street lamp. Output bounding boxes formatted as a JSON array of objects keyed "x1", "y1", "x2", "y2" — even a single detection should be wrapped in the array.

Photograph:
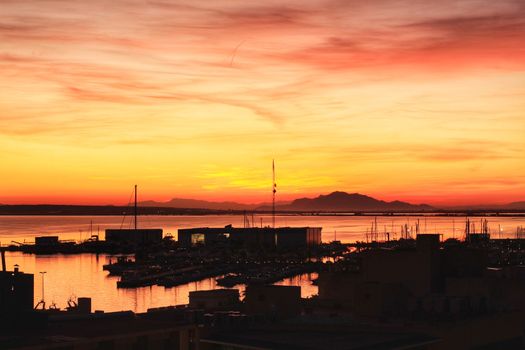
[{"x1": 39, "y1": 271, "x2": 46, "y2": 307}]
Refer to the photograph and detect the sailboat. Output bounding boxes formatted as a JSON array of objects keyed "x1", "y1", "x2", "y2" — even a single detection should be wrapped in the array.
[{"x1": 105, "y1": 185, "x2": 163, "y2": 247}]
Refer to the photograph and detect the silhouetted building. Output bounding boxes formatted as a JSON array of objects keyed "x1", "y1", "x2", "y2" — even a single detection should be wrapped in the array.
[
  {"x1": 316, "y1": 234, "x2": 525, "y2": 348},
  {"x1": 189, "y1": 289, "x2": 240, "y2": 310},
  {"x1": 469, "y1": 233, "x2": 491, "y2": 244},
  {"x1": 244, "y1": 285, "x2": 301, "y2": 318},
  {"x1": 178, "y1": 226, "x2": 321, "y2": 250},
  {"x1": 35, "y1": 236, "x2": 59, "y2": 246},
  {"x1": 317, "y1": 234, "x2": 496, "y2": 317},
  {"x1": 200, "y1": 323, "x2": 439, "y2": 350},
  {"x1": 4, "y1": 308, "x2": 200, "y2": 349},
  {"x1": 105, "y1": 229, "x2": 163, "y2": 246},
  {"x1": 0, "y1": 264, "x2": 34, "y2": 314}
]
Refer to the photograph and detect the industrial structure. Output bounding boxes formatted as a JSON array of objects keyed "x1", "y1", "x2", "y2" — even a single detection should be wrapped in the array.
[
  {"x1": 105, "y1": 228, "x2": 163, "y2": 246},
  {"x1": 177, "y1": 226, "x2": 322, "y2": 250},
  {"x1": 0, "y1": 250, "x2": 34, "y2": 314}
]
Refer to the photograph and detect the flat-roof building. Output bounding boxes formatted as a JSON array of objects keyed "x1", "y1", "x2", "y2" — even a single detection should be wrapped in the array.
[
  {"x1": 35, "y1": 236, "x2": 59, "y2": 246},
  {"x1": 0, "y1": 264, "x2": 34, "y2": 314},
  {"x1": 177, "y1": 226, "x2": 321, "y2": 250},
  {"x1": 244, "y1": 285, "x2": 302, "y2": 318},
  {"x1": 189, "y1": 289, "x2": 240, "y2": 310},
  {"x1": 105, "y1": 229, "x2": 163, "y2": 246}
]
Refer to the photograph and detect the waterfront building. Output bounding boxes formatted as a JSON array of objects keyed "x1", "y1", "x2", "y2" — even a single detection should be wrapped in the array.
[
  {"x1": 34, "y1": 236, "x2": 59, "y2": 246},
  {"x1": 0, "y1": 263, "x2": 34, "y2": 314},
  {"x1": 177, "y1": 226, "x2": 322, "y2": 250},
  {"x1": 105, "y1": 228, "x2": 163, "y2": 246}
]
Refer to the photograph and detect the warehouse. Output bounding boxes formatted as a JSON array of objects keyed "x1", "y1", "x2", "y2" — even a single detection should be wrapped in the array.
[
  {"x1": 177, "y1": 226, "x2": 321, "y2": 250},
  {"x1": 105, "y1": 229, "x2": 163, "y2": 246}
]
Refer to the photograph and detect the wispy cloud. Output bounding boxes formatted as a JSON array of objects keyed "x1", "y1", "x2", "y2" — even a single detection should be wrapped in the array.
[{"x1": 1, "y1": 0, "x2": 524, "y2": 204}]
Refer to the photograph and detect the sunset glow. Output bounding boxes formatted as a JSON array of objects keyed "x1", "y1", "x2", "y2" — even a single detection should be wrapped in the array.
[{"x1": 1, "y1": 0, "x2": 524, "y2": 206}]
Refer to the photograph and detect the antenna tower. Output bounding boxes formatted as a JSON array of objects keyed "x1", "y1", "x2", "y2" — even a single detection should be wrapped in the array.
[{"x1": 272, "y1": 160, "x2": 277, "y2": 228}]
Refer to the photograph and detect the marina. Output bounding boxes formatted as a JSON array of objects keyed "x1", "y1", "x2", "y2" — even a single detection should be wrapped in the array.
[
  {"x1": 2, "y1": 249, "x2": 319, "y2": 313},
  {"x1": 3, "y1": 214, "x2": 525, "y2": 244},
  {"x1": 2, "y1": 214, "x2": 525, "y2": 314}
]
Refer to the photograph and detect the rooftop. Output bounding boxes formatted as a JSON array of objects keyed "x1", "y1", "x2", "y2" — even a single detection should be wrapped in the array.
[{"x1": 202, "y1": 325, "x2": 440, "y2": 350}]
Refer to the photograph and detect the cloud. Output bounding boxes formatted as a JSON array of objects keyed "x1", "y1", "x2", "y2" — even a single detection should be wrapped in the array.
[
  {"x1": 286, "y1": 138, "x2": 521, "y2": 164},
  {"x1": 1, "y1": 0, "x2": 524, "y2": 204}
]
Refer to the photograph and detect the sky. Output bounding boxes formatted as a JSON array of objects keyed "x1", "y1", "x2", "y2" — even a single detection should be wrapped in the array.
[{"x1": 1, "y1": 0, "x2": 524, "y2": 206}]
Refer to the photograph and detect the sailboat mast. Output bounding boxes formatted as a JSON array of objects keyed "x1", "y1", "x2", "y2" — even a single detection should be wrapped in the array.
[{"x1": 134, "y1": 184, "x2": 138, "y2": 230}]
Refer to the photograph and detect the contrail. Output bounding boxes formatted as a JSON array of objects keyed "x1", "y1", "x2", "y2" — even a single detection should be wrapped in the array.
[{"x1": 230, "y1": 40, "x2": 246, "y2": 67}]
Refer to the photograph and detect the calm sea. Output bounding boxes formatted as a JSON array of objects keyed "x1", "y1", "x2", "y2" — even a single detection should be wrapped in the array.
[{"x1": 1, "y1": 214, "x2": 524, "y2": 313}]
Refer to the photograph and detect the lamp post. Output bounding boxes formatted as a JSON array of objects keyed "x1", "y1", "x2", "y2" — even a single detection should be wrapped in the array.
[{"x1": 39, "y1": 271, "x2": 47, "y2": 305}]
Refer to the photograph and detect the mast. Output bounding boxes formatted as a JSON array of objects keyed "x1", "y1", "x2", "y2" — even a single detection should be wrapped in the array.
[
  {"x1": 272, "y1": 160, "x2": 276, "y2": 229},
  {"x1": 134, "y1": 184, "x2": 138, "y2": 230}
]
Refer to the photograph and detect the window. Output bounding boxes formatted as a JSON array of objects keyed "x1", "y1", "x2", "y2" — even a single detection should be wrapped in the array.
[{"x1": 191, "y1": 233, "x2": 205, "y2": 246}]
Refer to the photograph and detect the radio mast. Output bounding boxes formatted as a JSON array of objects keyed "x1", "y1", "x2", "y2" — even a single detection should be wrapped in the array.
[{"x1": 272, "y1": 160, "x2": 277, "y2": 228}]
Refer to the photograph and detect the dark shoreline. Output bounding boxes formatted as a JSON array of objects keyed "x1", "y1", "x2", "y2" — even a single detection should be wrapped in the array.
[{"x1": 0, "y1": 205, "x2": 524, "y2": 216}]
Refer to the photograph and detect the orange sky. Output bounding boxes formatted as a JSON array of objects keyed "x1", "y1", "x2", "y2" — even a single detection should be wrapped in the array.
[{"x1": 1, "y1": 0, "x2": 524, "y2": 206}]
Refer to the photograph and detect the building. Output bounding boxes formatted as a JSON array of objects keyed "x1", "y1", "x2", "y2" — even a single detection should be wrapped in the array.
[
  {"x1": 244, "y1": 285, "x2": 302, "y2": 318},
  {"x1": 35, "y1": 236, "x2": 59, "y2": 246},
  {"x1": 0, "y1": 252, "x2": 39, "y2": 332},
  {"x1": 316, "y1": 234, "x2": 525, "y2": 348},
  {"x1": 317, "y1": 234, "x2": 494, "y2": 317},
  {"x1": 0, "y1": 254, "x2": 34, "y2": 314},
  {"x1": 200, "y1": 323, "x2": 439, "y2": 350},
  {"x1": 177, "y1": 226, "x2": 321, "y2": 250},
  {"x1": 2, "y1": 308, "x2": 200, "y2": 349},
  {"x1": 189, "y1": 289, "x2": 240, "y2": 310},
  {"x1": 105, "y1": 229, "x2": 163, "y2": 246}
]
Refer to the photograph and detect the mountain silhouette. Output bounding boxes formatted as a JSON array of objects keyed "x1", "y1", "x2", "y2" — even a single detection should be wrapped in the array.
[
  {"x1": 139, "y1": 192, "x2": 434, "y2": 212},
  {"x1": 264, "y1": 191, "x2": 434, "y2": 212}
]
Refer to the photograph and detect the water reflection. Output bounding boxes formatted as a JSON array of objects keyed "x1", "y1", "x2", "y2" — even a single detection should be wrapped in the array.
[
  {"x1": 3, "y1": 214, "x2": 525, "y2": 312},
  {"x1": 5, "y1": 251, "x2": 317, "y2": 313},
  {"x1": 1, "y1": 215, "x2": 525, "y2": 244}
]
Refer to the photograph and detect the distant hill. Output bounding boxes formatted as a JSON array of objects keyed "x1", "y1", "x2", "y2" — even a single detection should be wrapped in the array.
[
  {"x1": 2, "y1": 195, "x2": 525, "y2": 215},
  {"x1": 139, "y1": 198, "x2": 290, "y2": 211},
  {"x1": 260, "y1": 191, "x2": 434, "y2": 212},
  {"x1": 138, "y1": 198, "x2": 256, "y2": 211},
  {"x1": 141, "y1": 192, "x2": 434, "y2": 212}
]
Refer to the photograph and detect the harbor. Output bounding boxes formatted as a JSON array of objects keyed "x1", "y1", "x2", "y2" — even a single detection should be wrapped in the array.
[
  {"x1": 3, "y1": 213, "x2": 525, "y2": 248},
  {"x1": 2, "y1": 214, "x2": 525, "y2": 313},
  {"x1": 2, "y1": 184, "x2": 525, "y2": 348},
  {"x1": 5, "y1": 217, "x2": 525, "y2": 349},
  {"x1": 3, "y1": 250, "x2": 319, "y2": 313}
]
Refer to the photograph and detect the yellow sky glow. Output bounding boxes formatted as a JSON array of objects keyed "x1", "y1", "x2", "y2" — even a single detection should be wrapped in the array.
[{"x1": 1, "y1": 0, "x2": 524, "y2": 206}]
